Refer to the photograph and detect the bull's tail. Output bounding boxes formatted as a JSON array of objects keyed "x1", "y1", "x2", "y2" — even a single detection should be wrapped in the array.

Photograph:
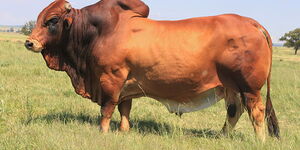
[
  {"x1": 260, "y1": 25, "x2": 280, "y2": 138},
  {"x1": 265, "y1": 69, "x2": 280, "y2": 138}
]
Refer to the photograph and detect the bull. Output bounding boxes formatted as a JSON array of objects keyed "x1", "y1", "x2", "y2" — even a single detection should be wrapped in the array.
[{"x1": 25, "y1": 0, "x2": 279, "y2": 140}]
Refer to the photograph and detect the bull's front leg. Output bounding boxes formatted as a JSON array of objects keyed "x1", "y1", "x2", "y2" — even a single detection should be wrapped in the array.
[
  {"x1": 118, "y1": 99, "x2": 132, "y2": 131},
  {"x1": 100, "y1": 100, "x2": 118, "y2": 133},
  {"x1": 98, "y1": 67, "x2": 129, "y2": 133},
  {"x1": 101, "y1": 98, "x2": 132, "y2": 132}
]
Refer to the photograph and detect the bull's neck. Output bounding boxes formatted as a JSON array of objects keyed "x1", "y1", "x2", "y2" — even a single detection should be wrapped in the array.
[
  {"x1": 52, "y1": 8, "x2": 99, "y2": 100},
  {"x1": 63, "y1": 3, "x2": 120, "y2": 70},
  {"x1": 61, "y1": 8, "x2": 98, "y2": 73},
  {"x1": 69, "y1": 8, "x2": 98, "y2": 51},
  {"x1": 56, "y1": 6, "x2": 108, "y2": 104}
]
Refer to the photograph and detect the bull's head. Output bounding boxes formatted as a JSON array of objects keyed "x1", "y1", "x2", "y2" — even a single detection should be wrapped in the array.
[
  {"x1": 23, "y1": 0, "x2": 149, "y2": 105},
  {"x1": 25, "y1": 0, "x2": 73, "y2": 53}
]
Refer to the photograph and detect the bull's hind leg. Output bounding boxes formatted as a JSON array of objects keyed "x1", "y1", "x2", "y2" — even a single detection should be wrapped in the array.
[
  {"x1": 118, "y1": 99, "x2": 132, "y2": 131},
  {"x1": 242, "y1": 92, "x2": 266, "y2": 141},
  {"x1": 222, "y1": 89, "x2": 245, "y2": 135}
]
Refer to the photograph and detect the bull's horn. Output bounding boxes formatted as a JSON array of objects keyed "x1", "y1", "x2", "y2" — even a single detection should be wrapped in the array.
[{"x1": 65, "y1": 3, "x2": 72, "y2": 12}]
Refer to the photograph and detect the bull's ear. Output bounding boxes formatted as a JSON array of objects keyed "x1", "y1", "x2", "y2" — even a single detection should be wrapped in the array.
[
  {"x1": 65, "y1": 2, "x2": 72, "y2": 12},
  {"x1": 64, "y1": 17, "x2": 73, "y2": 29}
]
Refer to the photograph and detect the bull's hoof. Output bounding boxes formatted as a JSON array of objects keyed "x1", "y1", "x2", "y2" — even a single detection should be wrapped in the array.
[{"x1": 119, "y1": 126, "x2": 130, "y2": 132}]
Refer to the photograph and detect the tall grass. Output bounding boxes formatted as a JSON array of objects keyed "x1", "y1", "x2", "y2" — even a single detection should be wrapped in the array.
[{"x1": 0, "y1": 33, "x2": 299, "y2": 149}]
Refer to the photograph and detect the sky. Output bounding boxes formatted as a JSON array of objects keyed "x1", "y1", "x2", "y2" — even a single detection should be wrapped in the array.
[{"x1": 0, "y1": 0, "x2": 299, "y2": 43}]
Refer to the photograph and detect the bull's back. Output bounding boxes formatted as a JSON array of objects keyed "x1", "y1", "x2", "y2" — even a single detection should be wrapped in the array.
[{"x1": 126, "y1": 15, "x2": 221, "y2": 72}]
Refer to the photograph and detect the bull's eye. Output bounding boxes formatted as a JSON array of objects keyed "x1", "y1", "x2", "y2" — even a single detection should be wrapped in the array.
[
  {"x1": 48, "y1": 24, "x2": 57, "y2": 34},
  {"x1": 45, "y1": 17, "x2": 59, "y2": 34},
  {"x1": 45, "y1": 17, "x2": 59, "y2": 26}
]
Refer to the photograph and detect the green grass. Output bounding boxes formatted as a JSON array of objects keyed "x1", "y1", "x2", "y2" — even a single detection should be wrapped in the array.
[
  {"x1": 0, "y1": 33, "x2": 299, "y2": 150},
  {"x1": 0, "y1": 32, "x2": 26, "y2": 41}
]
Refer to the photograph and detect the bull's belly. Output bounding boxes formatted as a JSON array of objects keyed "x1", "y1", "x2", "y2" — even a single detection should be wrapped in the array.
[
  {"x1": 120, "y1": 79, "x2": 224, "y2": 114},
  {"x1": 156, "y1": 88, "x2": 223, "y2": 114}
]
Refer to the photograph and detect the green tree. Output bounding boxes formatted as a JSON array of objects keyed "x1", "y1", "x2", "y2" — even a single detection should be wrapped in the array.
[
  {"x1": 280, "y1": 28, "x2": 300, "y2": 55},
  {"x1": 21, "y1": 21, "x2": 36, "y2": 36}
]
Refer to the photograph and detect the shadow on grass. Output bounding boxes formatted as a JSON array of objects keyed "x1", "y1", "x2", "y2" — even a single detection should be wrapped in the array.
[
  {"x1": 24, "y1": 111, "x2": 244, "y2": 140},
  {"x1": 183, "y1": 128, "x2": 245, "y2": 140},
  {"x1": 24, "y1": 111, "x2": 100, "y2": 125}
]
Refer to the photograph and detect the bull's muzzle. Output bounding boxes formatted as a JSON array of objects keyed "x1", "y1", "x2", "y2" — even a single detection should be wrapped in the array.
[{"x1": 24, "y1": 39, "x2": 43, "y2": 53}]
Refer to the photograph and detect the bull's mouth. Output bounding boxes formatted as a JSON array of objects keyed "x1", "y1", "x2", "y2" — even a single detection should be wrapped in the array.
[{"x1": 25, "y1": 39, "x2": 44, "y2": 53}]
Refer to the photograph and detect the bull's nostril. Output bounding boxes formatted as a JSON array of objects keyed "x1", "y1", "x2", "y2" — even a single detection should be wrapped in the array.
[
  {"x1": 25, "y1": 40, "x2": 34, "y2": 49},
  {"x1": 27, "y1": 42, "x2": 33, "y2": 47}
]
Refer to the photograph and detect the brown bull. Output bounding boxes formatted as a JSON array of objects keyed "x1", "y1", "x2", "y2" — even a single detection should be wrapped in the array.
[{"x1": 25, "y1": 0, "x2": 279, "y2": 140}]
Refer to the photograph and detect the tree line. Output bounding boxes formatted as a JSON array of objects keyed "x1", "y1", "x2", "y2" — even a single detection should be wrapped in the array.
[{"x1": 0, "y1": 27, "x2": 18, "y2": 32}]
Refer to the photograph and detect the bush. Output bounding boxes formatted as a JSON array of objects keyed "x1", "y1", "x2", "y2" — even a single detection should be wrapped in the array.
[{"x1": 21, "y1": 21, "x2": 36, "y2": 36}]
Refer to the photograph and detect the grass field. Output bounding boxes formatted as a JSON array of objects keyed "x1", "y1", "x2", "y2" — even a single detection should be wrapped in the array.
[{"x1": 0, "y1": 32, "x2": 299, "y2": 150}]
